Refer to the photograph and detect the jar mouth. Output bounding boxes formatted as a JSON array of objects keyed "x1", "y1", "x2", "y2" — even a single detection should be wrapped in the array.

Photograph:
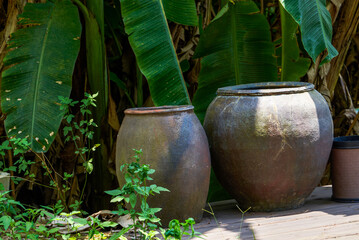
[
  {"x1": 333, "y1": 136, "x2": 359, "y2": 149},
  {"x1": 217, "y1": 82, "x2": 314, "y2": 96},
  {"x1": 125, "y1": 105, "x2": 194, "y2": 115}
]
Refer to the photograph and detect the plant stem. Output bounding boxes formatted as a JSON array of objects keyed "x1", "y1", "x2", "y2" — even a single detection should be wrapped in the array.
[
  {"x1": 7, "y1": 149, "x2": 16, "y2": 199},
  {"x1": 79, "y1": 172, "x2": 88, "y2": 202},
  {"x1": 236, "y1": 205, "x2": 251, "y2": 234},
  {"x1": 71, "y1": 0, "x2": 90, "y2": 21},
  {"x1": 136, "y1": 64, "x2": 143, "y2": 107}
]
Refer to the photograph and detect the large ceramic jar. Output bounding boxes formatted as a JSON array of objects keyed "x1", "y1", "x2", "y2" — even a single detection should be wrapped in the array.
[
  {"x1": 116, "y1": 106, "x2": 211, "y2": 224},
  {"x1": 204, "y1": 82, "x2": 333, "y2": 211}
]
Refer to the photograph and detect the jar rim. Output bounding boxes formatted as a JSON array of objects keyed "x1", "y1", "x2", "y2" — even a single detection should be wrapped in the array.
[
  {"x1": 217, "y1": 82, "x2": 314, "y2": 96},
  {"x1": 333, "y1": 136, "x2": 359, "y2": 149},
  {"x1": 125, "y1": 105, "x2": 194, "y2": 115}
]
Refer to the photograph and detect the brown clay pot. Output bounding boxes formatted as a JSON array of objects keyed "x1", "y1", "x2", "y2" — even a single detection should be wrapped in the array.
[
  {"x1": 116, "y1": 106, "x2": 211, "y2": 224},
  {"x1": 331, "y1": 136, "x2": 359, "y2": 202},
  {"x1": 204, "y1": 82, "x2": 333, "y2": 211}
]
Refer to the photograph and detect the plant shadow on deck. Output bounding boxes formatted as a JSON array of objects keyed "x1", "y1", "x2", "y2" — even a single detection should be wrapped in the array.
[{"x1": 192, "y1": 186, "x2": 359, "y2": 240}]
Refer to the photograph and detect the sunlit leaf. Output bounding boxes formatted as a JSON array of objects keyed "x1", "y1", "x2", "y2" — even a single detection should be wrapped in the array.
[
  {"x1": 280, "y1": 0, "x2": 338, "y2": 63},
  {"x1": 120, "y1": 0, "x2": 191, "y2": 106},
  {"x1": 193, "y1": 1, "x2": 277, "y2": 122},
  {"x1": 1, "y1": 0, "x2": 81, "y2": 152}
]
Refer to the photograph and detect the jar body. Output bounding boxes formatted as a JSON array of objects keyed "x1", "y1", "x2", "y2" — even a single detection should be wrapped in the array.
[
  {"x1": 116, "y1": 106, "x2": 211, "y2": 224},
  {"x1": 204, "y1": 82, "x2": 333, "y2": 211},
  {"x1": 331, "y1": 136, "x2": 359, "y2": 202}
]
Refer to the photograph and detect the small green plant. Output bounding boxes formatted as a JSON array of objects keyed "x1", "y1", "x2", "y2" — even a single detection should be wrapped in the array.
[
  {"x1": 106, "y1": 149, "x2": 169, "y2": 239},
  {"x1": 202, "y1": 202, "x2": 219, "y2": 226},
  {"x1": 162, "y1": 218, "x2": 202, "y2": 240},
  {"x1": 0, "y1": 93, "x2": 105, "y2": 239},
  {"x1": 106, "y1": 149, "x2": 203, "y2": 240}
]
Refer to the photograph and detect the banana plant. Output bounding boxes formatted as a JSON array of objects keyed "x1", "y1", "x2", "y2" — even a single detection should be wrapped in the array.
[
  {"x1": 162, "y1": 0, "x2": 198, "y2": 26},
  {"x1": 279, "y1": 2, "x2": 311, "y2": 82},
  {"x1": 193, "y1": 0, "x2": 338, "y2": 123},
  {"x1": 192, "y1": 1, "x2": 277, "y2": 122},
  {"x1": 1, "y1": 0, "x2": 81, "y2": 152},
  {"x1": 280, "y1": 0, "x2": 338, "y2": 63},
  {"x1": 120, "y1": 0, "x2": 198, "y2": 106}
]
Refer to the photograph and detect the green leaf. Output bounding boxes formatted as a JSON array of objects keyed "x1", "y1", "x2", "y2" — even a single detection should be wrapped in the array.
[
  {"x1": 73, "y1": 218, "x2": 88, "y2": 225},
  {"x1": 149, "y1": 217, "x2": 161, "y2": 223},
  {"x1": 35, "y1": 225, "x2": 47, "y2": 232},
  {"x1": 0, "y1": 216, "x2": 12, "y2": 231},
  {"x1": 1, "y1": 0, "x2": 81, "y2": 152},
  {"x1": 279, "y1": 2, "x2": 310, "y2": 81},
  {"x1": 84, "y1": 0, "x2": 108, "y2": 122},
  {"x1": 25, "y1": 222, "x2": 33, "y2": 232},
  {"x1": 129, "y1": 193, "x2": 137, "y2": 208},
  {"x1": 120, "y1": 0, "x2": 191, "y2": 106},
  {"x1": 110, "y1": 72, "x2": 127, "y2": 91},
  {"x1": 110, "y1": 195, "x2": 125, "y2": 203},
  {"x1": 149, "y1": 207, "x2": 162, "y2": 214},
  {"x1": 151, "y1": 186, "x2": 170, "y2": 194},
  {"x1": 48, "y1": 227, "x2": 60, "y2": 233},
  {"x1": 280, "y1": 0, "x2": 338, "y2": 63},
  {"x1": 104, "y1": 189, "x2": 122, "y2": 196},
  {"x1": 192, "y1": 1, "x2": 277, "y2": 122},
  {"x1": 101, "y1": 221, "x2": 118, "y2": 228},
  {"x1": 108, "y1": 227, "x2": 130, "y2": 240},
  {"x1": 180, "y1": 60, "x2": 190, "y2": 73},
  {"x1": 162, "y1": 0, "x2": 198, "y2": 26}
]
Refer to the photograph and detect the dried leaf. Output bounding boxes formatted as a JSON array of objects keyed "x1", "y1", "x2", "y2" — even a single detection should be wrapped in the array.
[{"x1": 108, "y1": 94, "x2": 120, "y2": 131}]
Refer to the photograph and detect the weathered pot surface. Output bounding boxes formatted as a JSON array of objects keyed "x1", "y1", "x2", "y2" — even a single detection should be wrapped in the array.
[
  {"x1": 116, "y1": 105, "x2": 211, "y2": 224},
  {"x1": 331, "y1": 136, "x2": 359, "y2": 202},
  {"x1": 0, "y1": 171, "x2": 10, "y2": 193},
  {"x1": 204, "y1": 82, "x2": 333, "y2": 211}
]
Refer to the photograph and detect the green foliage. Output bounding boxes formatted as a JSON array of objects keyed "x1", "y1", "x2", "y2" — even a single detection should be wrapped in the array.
[
  {"x1": 0, "y1": 147, "x2": 201, "y2": 239},
  {"x1": 192, "y1": 0, "x2": 277, "y2": 122},
  {"x1": 162, "y1": 0, "x2": 198, "y2": 26},
  {"x1": 106, "y1": 149, "x2": 169, "y2": 239},
  {"x1": 279, "y1": 3, "x2": 311, "y2": 81},
  {"x1": 120, "y1": 0, "x2": 191, "y2": 106},
  {"x1": 76, "y1": 0, "x2": 108, "y2": 122},
  {"x1": 106, "y1": 149, "x2": 201, "y2": 240},
  {"x1": 280, "y1": 0, "x2": 338, "y2": 63},
  {"x1": 59, "y1": 92, "x2": 100, "y2": 176},
  {"x1": 1, "y1": 0, "x2": 81, "y2": 152},
  {"x1": 163, "y1": 218, "x2": 202, "y2": 240}
]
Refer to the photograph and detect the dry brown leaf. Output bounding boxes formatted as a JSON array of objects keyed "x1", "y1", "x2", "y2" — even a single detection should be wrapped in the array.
[{"x1": 108, "y1": 94, "x2": 120, "y2": 131}]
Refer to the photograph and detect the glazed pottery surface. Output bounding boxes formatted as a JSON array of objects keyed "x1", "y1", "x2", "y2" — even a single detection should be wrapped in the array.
[
  {"x1": 204, "y1": 82, "x2": 333, "y2": 211},
  {"x1": 331, "y1": 136, "x2": 359, "y2": 202},
  {"x1": 116, "y1": 106, "x2": 211, "y2": 224}
]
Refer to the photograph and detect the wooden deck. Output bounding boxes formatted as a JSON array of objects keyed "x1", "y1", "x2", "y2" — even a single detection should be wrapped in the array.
[{"x1": 193, "y1": 186, "x2": 359, "y2": 240}]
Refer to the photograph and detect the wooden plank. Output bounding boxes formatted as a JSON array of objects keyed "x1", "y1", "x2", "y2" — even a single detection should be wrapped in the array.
[{"x1": 191, "y1": 186, "x2": 359, "y2": 240}]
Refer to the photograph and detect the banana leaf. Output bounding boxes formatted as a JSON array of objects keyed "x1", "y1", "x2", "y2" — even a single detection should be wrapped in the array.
[
  {"x1": 192, "y1": 0, "x2": 277, "y2": 123},
  {"x1": 120, "y1": 0, "x2": 191, "y2": 106},
  {"x1": 162, "y1": 0, "x2": 198, "y2": 26},
  {"x1": 1, "y1": 0, "x2": 81, "y2": 152},
  {"x1": 280, "y1": 0, "x2": 338, "y2": 63},
  {"x1": 84, "y1": 0, "x2": 108, "y2": 122},
  {"x1": 279, "y1": 2, "x2": 310, "y2": 82}
]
